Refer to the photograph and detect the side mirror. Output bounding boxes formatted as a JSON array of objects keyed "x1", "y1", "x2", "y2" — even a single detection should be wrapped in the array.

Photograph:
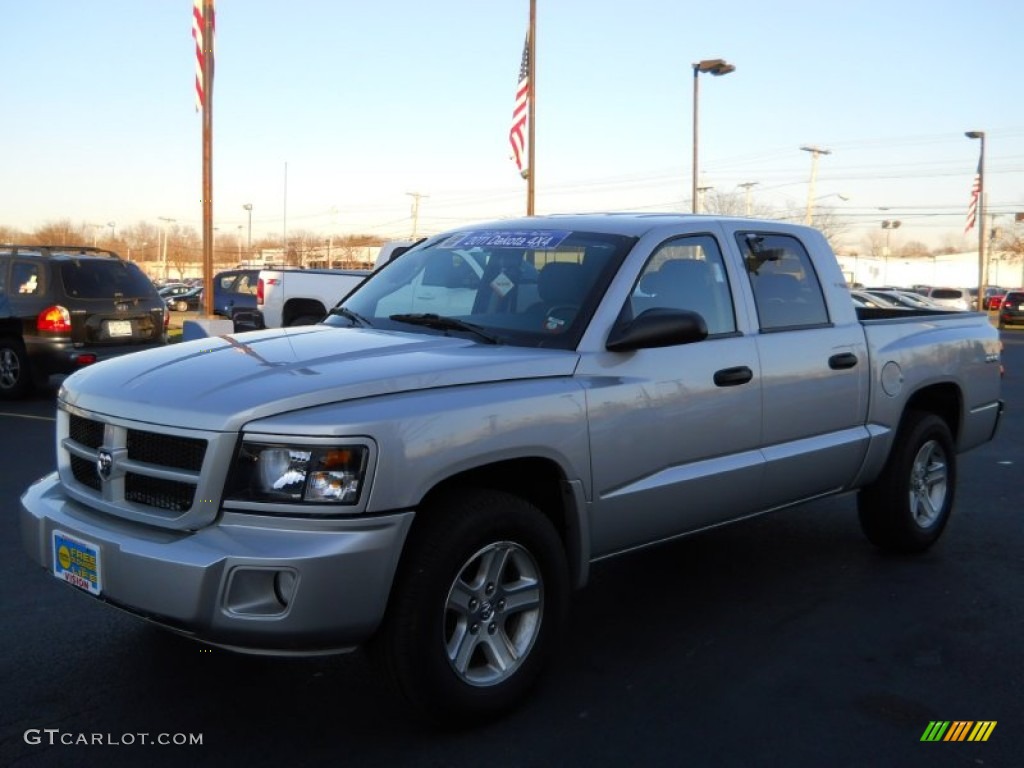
[{"x1": 605, "y1": 308, "x2": 708, "y2": 352}]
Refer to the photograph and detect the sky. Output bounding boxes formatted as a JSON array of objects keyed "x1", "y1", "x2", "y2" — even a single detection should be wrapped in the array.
[{"x1": 3, "y1": 0, "x2": 1023, "y2": 253}]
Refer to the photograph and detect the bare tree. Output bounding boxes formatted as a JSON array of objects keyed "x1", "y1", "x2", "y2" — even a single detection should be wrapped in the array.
[
  {"x1": 898, "y1": 241, "x2": 930, "y2": 258},
  {"x1": 861, "y1": 230, "x2": 885, "y2": 259}
]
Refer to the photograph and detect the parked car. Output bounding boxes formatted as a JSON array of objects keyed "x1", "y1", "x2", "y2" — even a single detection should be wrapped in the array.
[
  {"x1": 0, "y1": 245, "x2": 167, "y2": 398},
  {"x1": 864, "y1": 289, "x2": 944, "y2": 310},
  {"x1": 20, "y1": 214, "x2": 1003, "y2": 723},
  {"x1": 998, "y1": 290, "x2": 1024, "y2": 329},
  {"x1": 213, "y1": 268, "x2": 261, "y2": 331},
  {"x1": 983, "y1": 287, "x2": 1007, "y2": 310},
  {"x1": 158, "y1": 283, "x2": 192, "y2": 299},
  {"x1": 166, "y1": 286, "x2": 203, "y2": 312},
  {"x1": 987, "y1": 292, "x2": 1007, "y2": 312},
  {"x1": 925, "y1": 287, "x2": 972, "y2": 311}
]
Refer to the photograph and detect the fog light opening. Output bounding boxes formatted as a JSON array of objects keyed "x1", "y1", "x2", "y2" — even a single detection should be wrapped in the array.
[{"x1": 274, "y1": 570, "x2": 297, "y2": 607}]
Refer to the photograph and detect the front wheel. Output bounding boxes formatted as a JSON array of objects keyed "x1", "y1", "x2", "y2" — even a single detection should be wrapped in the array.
[
  {"x1": 374, "y1": 488, "x2": 568, "y2": 725},
  {"x1": 858, "y1": 411, "x2": 956, "y2": 553}
]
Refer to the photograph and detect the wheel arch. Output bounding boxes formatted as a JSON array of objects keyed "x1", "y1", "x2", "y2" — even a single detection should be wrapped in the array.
[
  {"x1": 413, "y1": 457, "x2": 589, "y2": 590},
  {"x1": 902, "y1": 381, "x2": 962, "y2": 442},
  {"x1": 282, "y1": 298, "x2": 327, "y2": 326}
]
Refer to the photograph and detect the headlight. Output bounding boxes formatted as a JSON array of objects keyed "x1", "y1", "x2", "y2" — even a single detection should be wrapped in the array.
[{"x1": 227, "y1": 442, "x2": 369, "y2": 505}]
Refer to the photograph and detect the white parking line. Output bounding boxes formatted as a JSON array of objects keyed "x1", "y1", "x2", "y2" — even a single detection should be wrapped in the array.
[{"x1": 0, "y1": 412, "x2": 56, "y2": 422}]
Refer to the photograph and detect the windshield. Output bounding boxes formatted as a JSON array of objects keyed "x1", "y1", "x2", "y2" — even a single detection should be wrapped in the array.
[{"x1": 324, "y1": 228, "x2": 636, "y2": 349}]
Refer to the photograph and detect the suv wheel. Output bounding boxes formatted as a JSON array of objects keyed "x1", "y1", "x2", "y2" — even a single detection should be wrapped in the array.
[{"x1": 0, "y1": 337, "x2": 32, "y2": 399}]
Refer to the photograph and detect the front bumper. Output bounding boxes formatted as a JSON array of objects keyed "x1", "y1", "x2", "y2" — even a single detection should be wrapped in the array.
[{"x1": 20, "y1": 472, "x2": 414, "y2": 654}]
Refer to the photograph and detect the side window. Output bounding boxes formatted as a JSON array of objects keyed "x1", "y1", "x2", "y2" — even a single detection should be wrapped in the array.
[
  {"x1": 0, "y1": 257, "x2": 8, "y2": 294},
  {"x1": 236, "y1": 273, "x2": 258, "y2": 294},
  {"x1": 737, "y1": 233, "x2": 829, "y2": 330},
  {"x1": 12, "y1": 261, "x2": 43, "y2": 296},
  {"x1": 630, "y1": 235, "x2": 736, "y2": 335}
]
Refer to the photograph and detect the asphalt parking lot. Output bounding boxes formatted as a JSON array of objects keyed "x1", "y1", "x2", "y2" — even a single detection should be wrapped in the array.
[{"x1": 1, "y1": 328, "x2": 1021, "y2": 768}]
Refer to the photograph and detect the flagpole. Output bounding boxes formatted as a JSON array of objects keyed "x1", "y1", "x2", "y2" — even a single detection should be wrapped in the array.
[
  {"x1": 526, "y1": 0, "x2": 536, "y2": 216},
  {"x1": 201, "y1": 0, "x2": 214, "y2": 317}
]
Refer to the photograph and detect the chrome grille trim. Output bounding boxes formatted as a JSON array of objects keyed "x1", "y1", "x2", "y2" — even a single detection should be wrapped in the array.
[{"x1": 58, "y1": 406, "x2": 237, "y2": 530}]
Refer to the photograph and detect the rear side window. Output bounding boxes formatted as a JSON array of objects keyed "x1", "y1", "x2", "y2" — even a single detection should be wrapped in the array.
[
  {"x1": 60, "y1": 260, "x2": 156, "y2": 299},
  {"x1": 736, "y1": 233, "x2": 830, "y2": 330},
  {"x1": 12, "y1": 261, "x2": 44, "y2": 295},
  {"x1": 930, "y1": 288, "x2": 964, "y2": 300}
]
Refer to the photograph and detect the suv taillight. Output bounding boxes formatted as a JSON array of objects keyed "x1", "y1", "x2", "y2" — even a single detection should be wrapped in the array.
[
  {"x1": 257, "y1": 278, "x2": 264, "y2": 306},
  {"x1": 38, "y1": 305, "x2": 72, "y2": 333}
]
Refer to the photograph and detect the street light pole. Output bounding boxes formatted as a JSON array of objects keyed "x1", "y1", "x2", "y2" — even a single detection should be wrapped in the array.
[
  {"x1": 966, "y1": 131, "x2": 986, "y2": 311},
  {"x1": 801, "y1": 146, "x2": 832, "y2": 225},
  {"x1": 158, "y1": 216, "x2": 175, "y2": 282},
  {"x1": 691, "y1": 58, "x2": 735, "y2": 214},
  {"x1": 881, "y1": 219, "x2": 901, "y2": 284},
  {"x1": 243, "y1": 203, "x2": 253, "y2": 251}
]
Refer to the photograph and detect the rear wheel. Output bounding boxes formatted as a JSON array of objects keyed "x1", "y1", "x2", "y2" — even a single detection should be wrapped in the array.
[
  {"x1": 0, "y1": 337, "x2": 33, "y2": 399},
  {"x1": 858, "y1": 411, "x2": 956, "y2": 553},
  {"x1": 374, "y1": 488, "x2": 568, "y2": 725}
]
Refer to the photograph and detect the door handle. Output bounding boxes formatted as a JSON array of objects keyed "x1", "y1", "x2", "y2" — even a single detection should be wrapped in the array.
[
  {"x1": 829, "y1": 352, "x2": 858, "y2": 370},
  {"x1": 714, "y1": 366, "x2": 754, "y2": 387}
]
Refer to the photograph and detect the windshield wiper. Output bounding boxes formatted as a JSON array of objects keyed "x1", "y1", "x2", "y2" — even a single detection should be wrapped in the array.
[
  {"x1": 389, "y1": 313, "x2": 501, "y2": 345},
  {"x1": 328, "y1": 306, "x2": 372, "y2": 327}
]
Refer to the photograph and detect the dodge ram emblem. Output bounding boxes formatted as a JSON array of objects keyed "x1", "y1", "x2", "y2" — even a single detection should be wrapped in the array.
[{"x1": 96, "y1": 450, "x2": 114, "y2": 481}]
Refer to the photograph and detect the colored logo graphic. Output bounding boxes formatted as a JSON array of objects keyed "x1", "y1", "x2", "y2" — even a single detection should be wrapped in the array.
[{"x1": 921, "y1": 721, "x2": 996, "y2": 742}]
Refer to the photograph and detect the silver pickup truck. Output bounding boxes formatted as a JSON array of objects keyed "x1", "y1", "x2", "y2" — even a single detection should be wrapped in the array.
[{"x1": 20, "y1": 214, "x2": 1002, "y2": 723}]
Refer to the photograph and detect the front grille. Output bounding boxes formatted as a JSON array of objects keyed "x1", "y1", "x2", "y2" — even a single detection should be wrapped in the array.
[
  {"x1": 69, "y1": 414, "x2": 104, "y2": 448},
  {"x1": 127, "y1": 429, "x2": 205, "y2": 471},
  {"x1": 125, "y1": 474, "x2": 196, "y2": 512},
  {"x1": 70, "y1": 454, "x2": 101, "y2": 491},
  {"x1": 61, "y1": 410, "x2": 211, "y2": 523}
]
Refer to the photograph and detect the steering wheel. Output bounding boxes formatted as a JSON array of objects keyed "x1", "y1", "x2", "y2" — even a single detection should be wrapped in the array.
[{"x1": 542, "y1": 304, "x2": 578, "y2": 332}]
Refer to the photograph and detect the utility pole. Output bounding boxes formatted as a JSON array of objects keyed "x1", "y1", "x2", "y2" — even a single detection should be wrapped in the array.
[
  {"x1": 406, "y1": 192, "x2": 428, "y2": 239},
  {"x1": 800, "y1": 145, "x2": 831, "y2": 225},
  {"x1": 738, "y1": 181, "x2": 758, "y2": 216}
]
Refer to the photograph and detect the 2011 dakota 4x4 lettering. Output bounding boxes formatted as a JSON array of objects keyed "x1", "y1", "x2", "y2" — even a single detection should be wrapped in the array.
[{"x1": 20, "y1": 214, "x2": 1002, "y2": 724}]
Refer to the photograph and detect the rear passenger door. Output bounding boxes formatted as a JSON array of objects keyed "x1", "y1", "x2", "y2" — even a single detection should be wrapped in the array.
[
  {"x1": 583, "y1": 233, "x2": 764, "y2": 558},
  {"x1": 736, "y1": 231, "x2": 869, "y2": 506}
]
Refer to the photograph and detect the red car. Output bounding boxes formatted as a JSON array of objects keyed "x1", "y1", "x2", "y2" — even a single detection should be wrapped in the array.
[{"x1": 988, "y1": 293, "x2": 1006, "y2": 311}]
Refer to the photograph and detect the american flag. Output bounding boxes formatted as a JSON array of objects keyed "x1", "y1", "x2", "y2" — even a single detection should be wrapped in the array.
[
  {"x1": 192, "y1": 0, "x2": 215, "y2": 111},
  {"x1": 509, "y1": 35, "x2": 530, "y2": 177},
  {"x1": 964, "y1": 158, "x2": 981, "y2": 233}
]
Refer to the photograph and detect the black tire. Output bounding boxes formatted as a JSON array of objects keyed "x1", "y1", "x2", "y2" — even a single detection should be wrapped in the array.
[
  {"x1": 0, "y1": 337, "x2": 33, "y2": 400},
  {"x1": 374, "y1": 488, "x2": 568, "y2": 725},
  {"x1": 287, "y1": 315, "x2": 321, "y2": 327},
  {"x1": 858, "y1": 411, "x2": 956, "y2": 553}
]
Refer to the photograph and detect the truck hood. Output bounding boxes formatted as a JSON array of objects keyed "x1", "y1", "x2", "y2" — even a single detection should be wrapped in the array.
[{"x1": 59, "y1": 326, "x2": 580, "y2": 431}]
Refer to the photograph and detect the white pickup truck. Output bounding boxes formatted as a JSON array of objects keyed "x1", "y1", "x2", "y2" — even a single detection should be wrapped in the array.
[
  {"x1": 20, "y1": 214, "x2": 1002, "y2": 724},
  {"x1": 257, "y1": 241, "x2": 416, "y2": 327}
]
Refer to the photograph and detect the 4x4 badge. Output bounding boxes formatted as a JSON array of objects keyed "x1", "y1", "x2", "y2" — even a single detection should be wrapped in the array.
[{"x1": 96, "y1": 450, "x2": 114, "y2": 481}]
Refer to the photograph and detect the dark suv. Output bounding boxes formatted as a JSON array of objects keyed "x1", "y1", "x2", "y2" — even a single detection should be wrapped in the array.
[
  {"x1": 0, "y1": 245, "x2": 167, "y2": 398},
  {"x1": 998, "y1": 290, "x2": 1024, "y2": 329}
]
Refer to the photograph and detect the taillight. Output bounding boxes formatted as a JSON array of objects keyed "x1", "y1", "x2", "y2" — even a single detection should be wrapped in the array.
[
  {"x1": 257, "y1": 278, "x2": 264, "y2": 305},
  {"x1": 164, "y1": 308, "x2": 170, "y2": 330},
  {"x1": 37, "y1": 305, "x2": 72, "y2": 333}
]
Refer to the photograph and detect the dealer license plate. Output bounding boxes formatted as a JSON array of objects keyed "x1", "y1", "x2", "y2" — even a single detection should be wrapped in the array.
[
  {"x1": 52, "y1": 530, "x2": 102, "y2": 595},
  {"x1": 107, "y1": 319, "x2": 133, "y2": 337}
]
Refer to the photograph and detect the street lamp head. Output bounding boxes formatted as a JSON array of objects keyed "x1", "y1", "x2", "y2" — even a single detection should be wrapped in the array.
[
  {"x1": 243, "y1": 203, "x2": 253, "y2": 211},
  {"x1": 694, "y1": 58, "x2": 735, "y2": 76},
  {"x1": 881, "y1": 220, "x2": 902, "y2": 230},
  {"x1": 965, "y1": 131, "x2": 985, "y2": 140}
]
